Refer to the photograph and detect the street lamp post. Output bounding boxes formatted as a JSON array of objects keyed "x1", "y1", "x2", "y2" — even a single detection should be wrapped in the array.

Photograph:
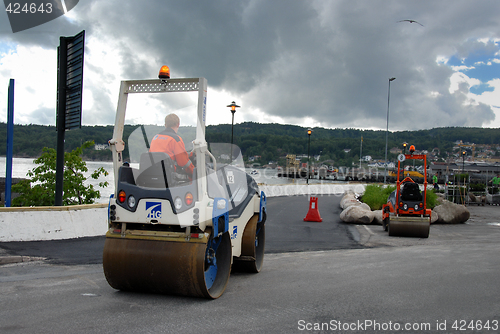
[
  {"x1": 359, "y1": 136, "x2": 363, "y2": 169},
  {"x1": 462, "y1": 151, "x2": 466, "y2": 173},
  {"x1": 384, "y1": 77, "x2": 396, "y2": 184},
  {"x1": 307, "y1": 128, "x2": 312, "y2": 185},
  {"x1": 402, "y1": 142, "x2": 407, "y2": 176},
  {"x1": 227, "y1": 101, "x2": 240, "y2": 163}
]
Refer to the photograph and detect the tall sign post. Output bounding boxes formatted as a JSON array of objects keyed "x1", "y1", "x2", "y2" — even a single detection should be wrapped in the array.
[
  {"x1": 5, "y1": 79, "x2": 15, "y2": 207},
  {"x1": 55, "y1": 30, "x2": 85, "y2": 206}
]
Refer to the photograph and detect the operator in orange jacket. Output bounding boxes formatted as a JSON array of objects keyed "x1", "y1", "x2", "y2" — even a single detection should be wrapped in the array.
[{"x1": 149, "y1": 113, "x2": 194, "y2": 176}]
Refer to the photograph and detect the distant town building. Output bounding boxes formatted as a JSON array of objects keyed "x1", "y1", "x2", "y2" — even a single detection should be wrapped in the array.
[{"x1": 390, "y1": 147, "x2": 402, "y2": 154}]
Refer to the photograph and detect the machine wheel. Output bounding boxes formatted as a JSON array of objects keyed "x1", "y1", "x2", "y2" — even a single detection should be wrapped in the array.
[
  {"x1": 203, "y1": 230, "x2": 232, "y2": 298},
  {"x1": 102, "y1": 228, "x2": 232, "y2": 299},
  {"x1": 232, "y1": 212, "x2": 266, "y2": 273}
]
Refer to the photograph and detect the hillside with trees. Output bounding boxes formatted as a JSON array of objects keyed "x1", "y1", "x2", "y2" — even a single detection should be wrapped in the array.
[{"x1": 0, "y1": 122, "x2": 499, "y2": 166}]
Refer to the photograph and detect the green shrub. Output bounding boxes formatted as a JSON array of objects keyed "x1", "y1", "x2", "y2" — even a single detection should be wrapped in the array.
[
  {"x1": 12, "y1": 141, "x2": 109, "y2": 206},
  {"x1": 361, "y1": 184, "x2": 396, "y2": 210},
  {"x1": 425, "y1": 189, "x2": 439, "y2": 209},
  {"x1": 470, "y1": 183, "x2": 486, "y2": 192}
]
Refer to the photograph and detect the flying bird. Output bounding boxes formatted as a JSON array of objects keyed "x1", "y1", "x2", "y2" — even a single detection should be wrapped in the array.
[{"x1": 397, "y1": 19, "x2": 424, "y2": 26}]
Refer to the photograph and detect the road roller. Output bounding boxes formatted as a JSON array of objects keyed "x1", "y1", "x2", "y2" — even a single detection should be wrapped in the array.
[
  {"x1": 103, "y1": 67, "x2": 267, "y2": 299},
  {"x1": 382, "y1": 146, "x2": 431, "y2": 238}
]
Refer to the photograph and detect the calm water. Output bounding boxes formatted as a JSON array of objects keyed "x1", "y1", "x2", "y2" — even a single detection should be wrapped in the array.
[
  {"x1": 0, "y1": 157, "x2": 116, "y2": 204},
  {"x1": 1, "y1": 157, "x2": 328, "y2": 204}
]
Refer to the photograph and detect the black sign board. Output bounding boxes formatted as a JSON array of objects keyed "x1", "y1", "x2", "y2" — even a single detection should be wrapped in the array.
[
  {"x1": 55, "y1": 30, "x2": 85, "y2": 206},
  {"x1": 57, "y1": 30, "x2": 85, "y2": 130}
]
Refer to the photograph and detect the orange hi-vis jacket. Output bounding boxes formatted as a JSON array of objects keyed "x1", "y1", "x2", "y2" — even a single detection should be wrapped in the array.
[{"x1": 149, "y1": 128, "x2": 194, "y2": 175}]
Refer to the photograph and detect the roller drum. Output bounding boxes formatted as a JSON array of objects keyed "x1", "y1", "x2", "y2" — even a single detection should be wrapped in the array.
[
  {"x1": 103, "y1": 231, "x2": 232, "y2": 299},
  {"x1": 388, "y1": 218, "x2": 430, "y2": 238}
]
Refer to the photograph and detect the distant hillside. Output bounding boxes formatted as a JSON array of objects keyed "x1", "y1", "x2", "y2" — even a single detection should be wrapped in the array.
[{"x1": 0, "y1": 122, "x2": 498, "y2": 165}]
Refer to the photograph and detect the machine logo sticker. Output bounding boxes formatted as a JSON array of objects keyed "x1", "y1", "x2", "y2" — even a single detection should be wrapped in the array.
[
  {"x1": 231, "y1": 226, "x2": 237, "y2": 240},
  {"x1": 146, "y1": 202, "x2": 162, "y2": 219}
]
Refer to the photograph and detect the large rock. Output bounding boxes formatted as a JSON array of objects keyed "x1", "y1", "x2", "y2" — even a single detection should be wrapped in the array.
[
  {"x1": 372, "y1": 209, "x2": 383, "y2": 225},
  {"x1": 468, "y1": 192, "x2": 486, "y2": 205},
  {"x1": 340, "y1": 192, "x2": 360, "y2": 209},
  {"x1": 430, "y1": 210, "x2": 439, "y2": 224},
  {"x1": 341, "y1": 197, "x2": 361, "y2": 209},
  {"x1": 340, "y1": 191, "x2": 439, "y2": 225},
  {"x1": 340, "y1": 205, "x2": 374, "y2": 224},
  {"x1": 433, "y1": 200, "x2": 470, "y2": 224},
  {"x1": 339, "y1": 192, "x2": 376, "y2": 224}
]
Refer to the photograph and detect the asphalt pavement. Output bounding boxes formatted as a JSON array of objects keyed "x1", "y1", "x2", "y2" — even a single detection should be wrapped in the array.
[
  {"x1": 1, "y1": 197, "x2": 499, "y2": 265},
  {"x1": 2, "y1": 198, "x2": 500, "y2": 333},
  {"x1": 1, "y1": 223, "x2": 499, "y2": 334},
  {"x1": 0, "y1": 194, "x2": 359, "y2": 265}
]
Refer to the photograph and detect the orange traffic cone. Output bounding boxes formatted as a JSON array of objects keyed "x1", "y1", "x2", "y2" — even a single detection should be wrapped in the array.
[{"x1": 304, "y1": 196, "x2": 322, "y2": 222}]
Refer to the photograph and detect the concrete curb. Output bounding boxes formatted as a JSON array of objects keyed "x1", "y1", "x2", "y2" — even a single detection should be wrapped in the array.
[
  {"x1": 0, "y1": 255, "x2": 45, "y2": 265},
  {"x1": 0, "y1": 203, "x2": 108, "y2": 212}
]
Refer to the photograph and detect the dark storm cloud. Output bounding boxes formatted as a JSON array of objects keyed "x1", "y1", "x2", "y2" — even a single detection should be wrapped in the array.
[{"x1": 3, "y1": 0, "x2": 499, "y2": 129}]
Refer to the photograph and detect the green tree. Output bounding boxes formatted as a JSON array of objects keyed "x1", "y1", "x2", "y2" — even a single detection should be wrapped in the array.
[{"x1": 12, "y1": 141, "x2": 109, "y2": 206}]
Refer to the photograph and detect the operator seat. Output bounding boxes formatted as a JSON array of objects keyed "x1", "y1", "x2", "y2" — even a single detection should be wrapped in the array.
[
  {"x1": 400, "y1": 181, "x2": 422, "y2": 201},
  {"x1": 135, "y1": 152, "x2": 176, "y2": 188}
]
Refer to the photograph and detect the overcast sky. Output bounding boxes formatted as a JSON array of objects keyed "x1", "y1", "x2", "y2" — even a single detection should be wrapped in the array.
[{"x1": 0, "y1": 0, "x2": 499, "y2": 131}]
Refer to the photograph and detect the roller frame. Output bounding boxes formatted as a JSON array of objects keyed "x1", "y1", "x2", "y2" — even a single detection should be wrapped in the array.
[
  {"x1": 382, "y1": 153, "x2": 431, "y2": 238},
  {"x1": 104, "y1": 76, "x2": 267, "y2": 298}
]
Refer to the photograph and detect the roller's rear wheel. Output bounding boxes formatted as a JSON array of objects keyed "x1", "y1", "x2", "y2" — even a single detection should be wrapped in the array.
[{"x1": 232, "y1": 212, "x2": 266, "y2": 273}]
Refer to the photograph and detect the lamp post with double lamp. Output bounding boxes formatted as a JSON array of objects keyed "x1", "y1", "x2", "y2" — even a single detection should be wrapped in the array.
[
  {"x1": 307, "y1": 128, "x2": 312, "y2": 184},
  {"x1": 384, "y1": 77, "x2": 396, "y2": 184},
  {"x1": 227, "y1": 101, "x2": 240, "y2": 163}
]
